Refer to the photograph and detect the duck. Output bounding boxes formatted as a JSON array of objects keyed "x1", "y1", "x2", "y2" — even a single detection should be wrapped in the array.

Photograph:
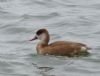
[{"x1": 29, "y1": 28, "x2": 90, "y2": 57}]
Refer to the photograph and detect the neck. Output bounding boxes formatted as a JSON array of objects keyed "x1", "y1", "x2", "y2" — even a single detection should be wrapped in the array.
[
  {"x1": 38, "y1": 32, "x2": 50, "y2": 46},
  {"x1": 38, "y1": 40, "x2": 48, "y2": 46}
]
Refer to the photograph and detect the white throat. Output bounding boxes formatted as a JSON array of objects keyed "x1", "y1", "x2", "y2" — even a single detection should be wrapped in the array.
[{"x1": 38, "y1": 40, "x2": 46, "y2": 44}]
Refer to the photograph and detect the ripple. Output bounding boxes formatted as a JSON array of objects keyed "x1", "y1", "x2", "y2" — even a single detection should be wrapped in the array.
[
  {"x1": 32, "y1": 63, "x2": 54, "y2": 72},
  {"x1": 90, "y1": 3, "x2": 100, "y2": 9},
  {"x1": 1, "y1": 26, "x2": 31, "y2": 34},
  {"x1": 0, "y1": 61, "x2": 11, "y2": 67},
  {"x1": 0, "y1": 10, "x2": 20, "y2": 20},
  {"x1": 0, "y1": 0, "x2": 8, "y2": 2},
  {"x1": 21, "y1": 12, "x2": 60, "y2": 20}
]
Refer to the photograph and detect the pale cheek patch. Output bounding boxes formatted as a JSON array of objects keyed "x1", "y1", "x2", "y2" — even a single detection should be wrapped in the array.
[{"x1": 39, "y1": 33, "x2": 46, "y2": 40}]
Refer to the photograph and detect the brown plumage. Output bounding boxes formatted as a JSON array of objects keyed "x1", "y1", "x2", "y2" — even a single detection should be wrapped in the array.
[{"x1": 29, "y1": 29, "x2": 90, "y2": 56}]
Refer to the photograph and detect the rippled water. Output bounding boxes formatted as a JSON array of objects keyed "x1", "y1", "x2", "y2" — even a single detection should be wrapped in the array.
[{"x1": 0, "y1": 0, "x2": 100, "y2": 76}]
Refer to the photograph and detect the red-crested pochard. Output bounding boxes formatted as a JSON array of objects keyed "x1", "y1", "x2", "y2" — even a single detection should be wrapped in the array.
[{"x1": 29, "y1": 29, "x2": 90, "y2": 56}]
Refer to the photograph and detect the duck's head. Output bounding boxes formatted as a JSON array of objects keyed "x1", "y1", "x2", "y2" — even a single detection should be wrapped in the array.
[{"x1": 29, "y1": 29, "x2": 50, "y2": 44}]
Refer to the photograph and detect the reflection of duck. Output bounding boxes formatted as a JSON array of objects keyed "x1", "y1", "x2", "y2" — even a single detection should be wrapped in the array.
[{"x1": 29, "y1": 29, "x2": 90, "y2": 56}]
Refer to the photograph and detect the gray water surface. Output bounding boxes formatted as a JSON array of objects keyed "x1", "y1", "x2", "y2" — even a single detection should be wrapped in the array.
[{"x1": 0, "y1": 0, "x2": 100, "y2": 76}]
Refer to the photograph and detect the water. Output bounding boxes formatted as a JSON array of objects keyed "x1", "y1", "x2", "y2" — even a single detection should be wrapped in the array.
[{"x1": 0, "y1": 0, "x2": 100, "y2": 76}]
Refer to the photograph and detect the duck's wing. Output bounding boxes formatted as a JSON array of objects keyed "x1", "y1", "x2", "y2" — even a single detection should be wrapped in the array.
[
  {"x1": 49, "y1": 41, "x2": 87, "y2": 47},
  {"x1": 45, "y1": 42, "x2": 89, "y2": 56}
]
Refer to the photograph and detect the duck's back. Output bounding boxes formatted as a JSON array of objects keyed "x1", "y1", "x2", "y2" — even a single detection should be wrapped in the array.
[{"x1": 49, "y1": 41, "x2": 86, "y2": 47}]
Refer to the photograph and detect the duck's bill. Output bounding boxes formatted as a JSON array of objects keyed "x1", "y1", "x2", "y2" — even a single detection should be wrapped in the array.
[{"x1": 29, "y1": 36, "x2": 37, "y2": 41}]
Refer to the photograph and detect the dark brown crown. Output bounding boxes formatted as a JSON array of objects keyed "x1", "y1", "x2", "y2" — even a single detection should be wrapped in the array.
[{"x1": 36, "y1": 29, "x2": 48, "y2": 35}]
